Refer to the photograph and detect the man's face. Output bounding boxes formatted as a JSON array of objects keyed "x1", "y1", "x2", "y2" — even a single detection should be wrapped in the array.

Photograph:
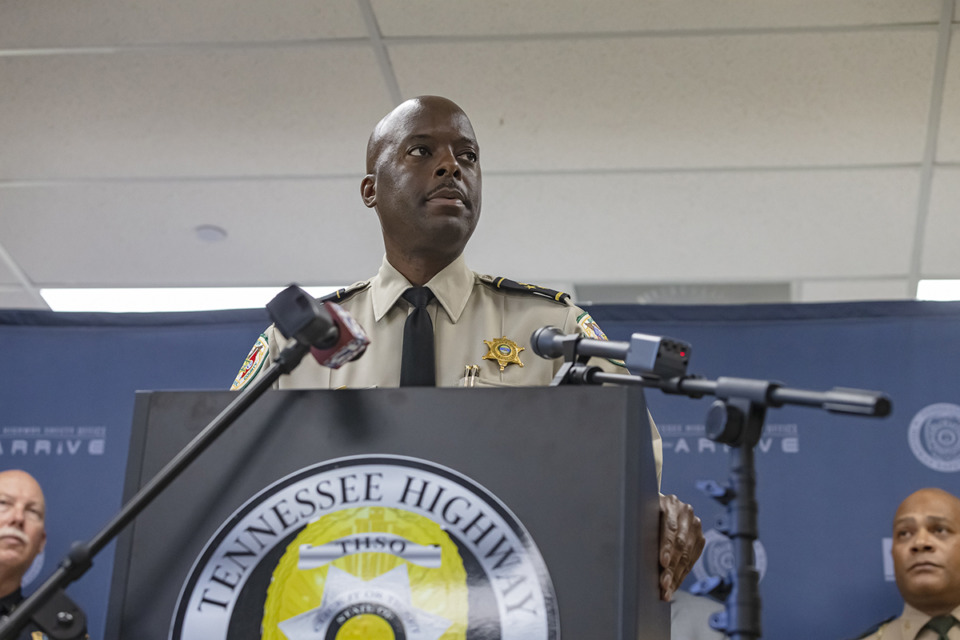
[
  {"x1": 0, "y1": 471, "x2": 46, "y2": 581},
  {"x1": 892, "y1": 489, "x2": 960, "y2": 615},
  {"x1": 363, "y1": 98, "x2": 482, "y2": 264}
]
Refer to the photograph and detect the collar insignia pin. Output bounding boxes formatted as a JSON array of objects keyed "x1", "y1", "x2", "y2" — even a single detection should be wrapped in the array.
[{"x1": 483, "y1": 337, "x2": 524, "y2": 371}]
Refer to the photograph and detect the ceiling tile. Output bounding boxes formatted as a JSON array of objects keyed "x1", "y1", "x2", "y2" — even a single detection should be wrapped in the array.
[
  {"x1": 465, "y1": 168, "x2": 920, "y2": 283},
  {"x1": 391, "y1": 31, "x2": 937, "y2": 170},
  {"x1": 0, "y1": 0, "x2": 366, "y2": 48},
  {"x1": 0, "y1": 287, "x2": 47, "y2": 310},
  {"x1": 935, "y1": 26, "x2": 960, "y2": 162},
  {"x1": 0, "y1": 257, "x2": 19, "y2": 285},
  {"x1": 0, "y1": 47, "x2": 393, "y2": 179},
  {"x1": 373, "y1": 0, "x2": 940, "y2": 37},
  {"x1": 796, "y1": 279, "x2": 913, "y2": 302},
  {"x1": 921, "y1": 167, "x2": 960, "y2": 274},
  {"x1": 2, "y1": 169, "x2": 923, "y2": 293},
  {"x1": 0, "y1": 180, "x2": 383, "y2": 287}
]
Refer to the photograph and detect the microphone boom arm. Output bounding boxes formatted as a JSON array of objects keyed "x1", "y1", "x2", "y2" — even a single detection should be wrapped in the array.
[
  {"x1": 535, "y1": 326, "x2": 891, "y2": 640},
  {"x1": 582, "y1": 369, "x2": 891, "y2": 418}
]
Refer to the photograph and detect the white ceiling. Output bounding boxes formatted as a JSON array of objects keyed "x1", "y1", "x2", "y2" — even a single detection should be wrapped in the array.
[{"x1": 1, "y1": 0, "x2": 959, "y2": 308}]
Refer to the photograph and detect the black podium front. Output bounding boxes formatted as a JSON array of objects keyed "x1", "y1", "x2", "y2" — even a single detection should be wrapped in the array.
[{"x1": 106, "y1": 386, "x2": 668, "y2": 640}]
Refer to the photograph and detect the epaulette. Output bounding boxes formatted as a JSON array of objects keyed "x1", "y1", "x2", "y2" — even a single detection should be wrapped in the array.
[
  {"x1": 843, "y1": 614, "x2": 896, "y2": 640},
  {"x1": 482, "y1": 275, "x2": 571, "y2": 304},
  {"x1": 318, "y1": 280, "x2": 370, "y2": 304}
]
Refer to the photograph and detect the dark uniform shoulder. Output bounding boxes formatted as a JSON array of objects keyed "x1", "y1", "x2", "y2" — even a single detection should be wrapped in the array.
[
  {"x1": 844, "y1": 614, "x2": 896, "y2": 640},
  {"x1": 478, "y1": 274, "x2": 571, "y2": 305},
  {"x1": 318, "y1": 280, "x2": 370, "y2": 304}
]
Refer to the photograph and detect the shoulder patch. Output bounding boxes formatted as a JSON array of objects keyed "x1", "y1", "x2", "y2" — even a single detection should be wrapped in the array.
[
  {"x1": 844, "y1": 615, "x2": 896, "y2": 640},
  {"x1": 577, "y1": 311, "x2": 608, "y2": 340},
  {"x1": 318, "y1": 281, "x2": 369, "y2": 304},
  {"x1": 484, "y1": 276, "x2": 570, "y2": 304},
  {"x1": 231, "y1": 334, "x2": 269, "y2": 391},
  {"x1": 577, "y1": 311, "x2": 626, "y2": 369}
]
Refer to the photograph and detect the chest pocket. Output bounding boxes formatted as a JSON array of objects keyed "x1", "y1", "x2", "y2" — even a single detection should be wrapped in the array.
[{"x1": 457, "y1": 363, "x2": 556, "y2": 388}]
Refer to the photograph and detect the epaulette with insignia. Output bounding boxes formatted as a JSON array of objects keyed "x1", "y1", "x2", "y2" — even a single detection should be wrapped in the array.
[
  {"x1": 318, "y1": 281, "x2": 370, "y2": 304},
  {"x1": 484, "y1": 276, "x2": 570, "y2": 304},
  {"x1": 843, "y1": 614, "x2": 896, "y2": 640}
]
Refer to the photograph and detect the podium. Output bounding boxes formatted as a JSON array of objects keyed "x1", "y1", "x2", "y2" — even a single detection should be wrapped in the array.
[{"x1": 106, "y1": 386, "x2": 668, "y2": 639}]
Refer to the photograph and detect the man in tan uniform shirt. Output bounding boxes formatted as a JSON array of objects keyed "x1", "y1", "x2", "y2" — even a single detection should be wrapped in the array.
[
  {"x1": 233, "y1": 95, "x2": 703, "y2": 602},
  {"x1": 240, "y1": 254, "x2": 619, "y2": 392},
  {"x1": 853, "y1": 488, "x2": 960, "y2": 640}
]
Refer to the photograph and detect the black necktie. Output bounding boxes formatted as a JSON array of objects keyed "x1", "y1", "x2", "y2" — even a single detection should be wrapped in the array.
[
  {"x1": 400, "y1": 287, "x2": 436, "y2": 386},
  {"x1": 924, "y1": 615, "x2": 958, "y2": 640}
]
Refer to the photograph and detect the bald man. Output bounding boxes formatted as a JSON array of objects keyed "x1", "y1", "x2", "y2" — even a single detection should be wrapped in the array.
[
  {"x1": 233, "y1": 95, "x2": 704, "y2": 600},
  {"x1": 0, "y1": 470, "x2": 88, "y2": 640},
  {"x1": 854, "y1": 488, "x2": 960, "y2": 640},
  {"x1": 0, "y1": 470, "x2": 46, "y2": 606},
  {"x1": 0, "y1": 469, "x2": 48, "y2": 639}
]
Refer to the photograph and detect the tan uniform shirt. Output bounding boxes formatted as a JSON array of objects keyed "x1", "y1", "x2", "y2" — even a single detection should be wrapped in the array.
[
  {"x1": 857, "y1": 604, "x2": 960, "y2": 640},
  {"x1": 234, "y1": 254, "x2": 662, "y2": 483}
]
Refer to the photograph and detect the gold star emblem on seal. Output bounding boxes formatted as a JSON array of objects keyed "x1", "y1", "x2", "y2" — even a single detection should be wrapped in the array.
[{"x1": 482, "y1": 337, "x2": 524, "y2": 371}]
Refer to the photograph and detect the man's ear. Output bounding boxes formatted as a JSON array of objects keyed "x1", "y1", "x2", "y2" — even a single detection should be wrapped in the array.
[{"x1": 360, "y1": 175, "x2": 377, "y2": 209}]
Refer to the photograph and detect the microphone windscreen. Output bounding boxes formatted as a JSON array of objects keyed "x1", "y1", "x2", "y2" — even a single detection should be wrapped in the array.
[{"x1": 310, "y1": 302, "x2": 370, "y2": 369}]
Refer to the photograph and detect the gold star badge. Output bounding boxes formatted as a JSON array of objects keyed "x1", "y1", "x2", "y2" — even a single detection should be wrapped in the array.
[{"x1": 482, "y1": 337, "x2": 524, "y2": 371}]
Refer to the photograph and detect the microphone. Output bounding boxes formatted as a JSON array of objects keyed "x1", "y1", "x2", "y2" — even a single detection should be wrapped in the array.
[
  {"x1": 266, "y1": 285, "x2": 369, "y2": 369},
  {"x1": 531, "y1": 325, "x2": 692, "y2": 378},
  {"x1": 309, "y1": 301, "x2": 369, "y2": 368}
]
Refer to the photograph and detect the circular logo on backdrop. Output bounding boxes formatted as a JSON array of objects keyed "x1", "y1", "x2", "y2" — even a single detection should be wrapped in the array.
[
  {"x1": 908, "y1": 403, "x2": 960, "y2": 472},
  {"x1": 692, "y1": 529, "x2": 767, "y2": 584},
  {"x1": 171, "y1": 456, "x2": 559, "y2": 640}
]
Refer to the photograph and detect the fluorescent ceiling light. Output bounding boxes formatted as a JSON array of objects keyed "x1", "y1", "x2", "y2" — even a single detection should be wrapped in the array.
[
  {"x1": 40, "y1": 286, "x2": 342, "y2": 312},
  {"x1": 916, "y1": 280, "x2": 960, "y2": 302}
]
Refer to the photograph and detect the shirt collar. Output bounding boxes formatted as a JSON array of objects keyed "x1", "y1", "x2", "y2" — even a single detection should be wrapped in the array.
[
  {"x1": 371, "y1": 254, "x2": 474, "y2": 323},
  {"x1": 900, "y1": 602, "x2": 960, "y2": 638}
]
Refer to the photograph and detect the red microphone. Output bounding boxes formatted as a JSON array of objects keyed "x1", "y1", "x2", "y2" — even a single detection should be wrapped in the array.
[{"x1": 309, "y1": 301, "x2": 369, "y2": 368}]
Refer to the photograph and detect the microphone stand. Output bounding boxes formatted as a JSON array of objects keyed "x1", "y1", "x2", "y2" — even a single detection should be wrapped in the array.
[
  {"x1": 551, "y1": 362, "x2": 890, "y2": 640},
  {"x1": 0, "y1": 287, "x2": 328, "y2": 640}
]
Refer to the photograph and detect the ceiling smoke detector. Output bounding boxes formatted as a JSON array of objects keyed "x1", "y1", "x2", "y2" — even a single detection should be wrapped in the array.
[{"x1": 195, "y1": 224, "x2": 228, "y2": 243}]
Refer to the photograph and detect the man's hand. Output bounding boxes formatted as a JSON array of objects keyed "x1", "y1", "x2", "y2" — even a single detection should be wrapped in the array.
[{"x1": 658, "y1": 494, "x2": 705, "y2": 601}]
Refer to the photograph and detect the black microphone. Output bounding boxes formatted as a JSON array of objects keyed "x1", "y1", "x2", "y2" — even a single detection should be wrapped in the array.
[
  {"x1": 531, "y1": 326, "x2": 627, "y2": 360},
  {"x1": 266, "y1": 285, "x2": 369, "y2": 369},
  {"x1": 531, "y1": 325, "x2": 692, "y2": 378}
]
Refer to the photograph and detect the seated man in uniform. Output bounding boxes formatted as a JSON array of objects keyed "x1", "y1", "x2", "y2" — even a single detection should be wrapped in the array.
[
  {"x1": 233, "y1": 95, "x2": 704, "y2": 601},
  {"x1": 854, "y1": 488, "x2": 960, "y2": 640},
  {"x1": 0, "y1": 469, "x2": 86, "y2": 640}
]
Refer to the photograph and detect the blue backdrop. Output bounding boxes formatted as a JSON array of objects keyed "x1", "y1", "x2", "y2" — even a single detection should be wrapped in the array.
[
  {"x1": 591, "y1": 301, "x2": 960, "y2": 639},
  {"x1": 2, "y1": 301, "x2": 959, "y2": 640}
]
